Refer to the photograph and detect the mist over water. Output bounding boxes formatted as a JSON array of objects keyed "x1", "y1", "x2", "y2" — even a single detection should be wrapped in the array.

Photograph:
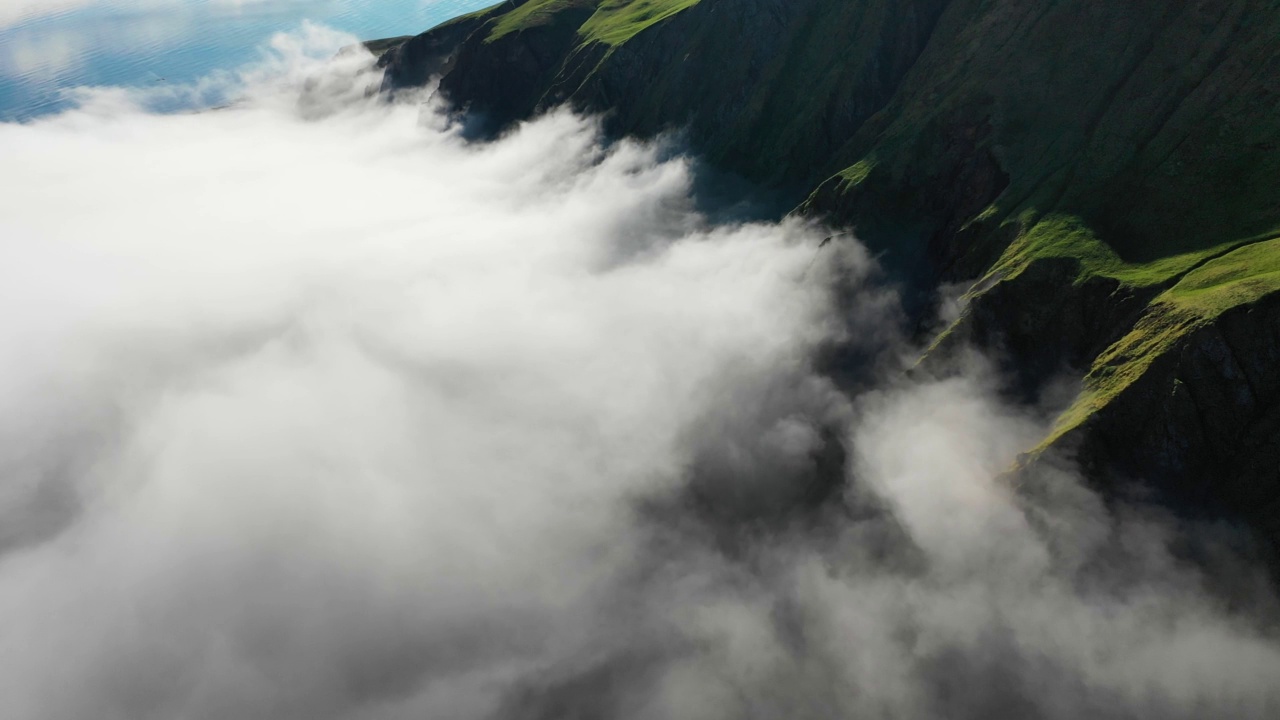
[{"x1": 1, "y1": 27, "x2": 1279, "y2": 720}]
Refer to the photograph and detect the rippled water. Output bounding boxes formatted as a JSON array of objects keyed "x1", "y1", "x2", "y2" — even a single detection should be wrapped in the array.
[{"x1": 0, "y1": 0, "x2": 492, "y2": 119}]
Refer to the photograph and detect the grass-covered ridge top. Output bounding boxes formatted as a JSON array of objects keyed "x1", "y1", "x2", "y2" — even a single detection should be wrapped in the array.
[
  {"x1": 1035, "y1": 231, "x2": 1280, "y2": 452},
  {"x1": 579, "y1": 0, "x2": 702, "y2": 44},
  {"x1": 484, "y1": 0, "x2": 702, "y2": 45}
]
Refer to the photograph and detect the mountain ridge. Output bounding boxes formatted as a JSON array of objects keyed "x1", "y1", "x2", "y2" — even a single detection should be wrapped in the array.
[{"x1": 372, "y1": 0, "x2": 1280, "y2": 562}]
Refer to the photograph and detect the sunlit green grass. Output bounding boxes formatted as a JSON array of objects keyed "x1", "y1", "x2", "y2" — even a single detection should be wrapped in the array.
[
  {"x1": 580, "y1": 0, "x2": 702, "y2": 45},
  {"x1": 1034, "y1": 230, "x2": 1280, "y2": 450},
  {"x1": 486, "y1": 0, "x2": 596, "y2": 42},
  {"x1": 1169, "y1": 235, "x2": 1280, "y2": 315},
  {"x1": 991, "y1": 214, "x2": 1247, "y2": 289},
  {"x1": 483, "y1": 0, "x2": 701, "y2": 45}
]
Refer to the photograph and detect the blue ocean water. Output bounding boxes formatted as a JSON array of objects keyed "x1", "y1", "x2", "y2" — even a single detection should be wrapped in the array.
[{"x1": 0, "y1": 0, "x2": 493, "y2": 120}]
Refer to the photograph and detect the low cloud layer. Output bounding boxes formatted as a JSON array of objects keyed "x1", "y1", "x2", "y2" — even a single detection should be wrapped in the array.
[{"x1": 1, "y1": 28, "x2": 1278, "y2": 720}]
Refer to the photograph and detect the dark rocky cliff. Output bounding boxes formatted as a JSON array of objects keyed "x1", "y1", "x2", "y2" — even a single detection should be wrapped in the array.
[{"x1": 376, "y1": 0, "x2": 1280, "y2": 562}]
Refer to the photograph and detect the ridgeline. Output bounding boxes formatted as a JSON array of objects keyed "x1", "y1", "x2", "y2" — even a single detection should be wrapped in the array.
[{"x1": 371, "y1": 0, "x2": 1280, "y2": 560}]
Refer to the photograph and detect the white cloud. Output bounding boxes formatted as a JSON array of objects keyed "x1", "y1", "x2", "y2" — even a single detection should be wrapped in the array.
[
  {"x1": 0, "y1": 26, "x2": 1277, "y2": 720},
  {"x1": 0, "y1": 29, "x2": 852, "y2": 720},
  {"x1": 0, "y1": 0, "x2": 469, "y2": 29}
]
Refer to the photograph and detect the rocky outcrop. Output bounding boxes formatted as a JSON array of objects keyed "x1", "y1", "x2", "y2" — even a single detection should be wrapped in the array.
[
  {"x1": 935, "y1": 257, "x2": 1154, "y2": 400},
  {"x1": 378, "y1": 12, "x2": 489, "y2": 89},
  {"x1": 1063, "y1": 291, "x2": 1280, "y2": 559}
]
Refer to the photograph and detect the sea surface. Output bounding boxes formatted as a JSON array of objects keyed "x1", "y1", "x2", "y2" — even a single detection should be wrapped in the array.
[{"x1": 0, "y1": 0, "x2": 493, "y2": 120}]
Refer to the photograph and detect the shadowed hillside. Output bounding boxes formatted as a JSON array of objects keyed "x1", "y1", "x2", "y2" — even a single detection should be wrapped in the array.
[{"x1": 374, "y1": 0, "x2": 1280, "y2": 562}]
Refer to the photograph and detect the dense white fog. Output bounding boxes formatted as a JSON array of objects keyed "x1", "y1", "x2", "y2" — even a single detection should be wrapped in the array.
[{"x1": 0, "y1": 26, "x2": 1278, "y2": 720}]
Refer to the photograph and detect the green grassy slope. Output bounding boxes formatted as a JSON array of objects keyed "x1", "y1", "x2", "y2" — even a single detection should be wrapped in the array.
[
  {"x1": 486, "y1": 0, "x2": 598, "y2": 41},
  {"x1": 578, "y1": 0, "x2": 702, "y2": 44},
  {"x1": 590, "y1": 0, "x2": 951, "y2": 185},
  {"x1": 383, "y1": 0, "x2": 951, "y2": 185},
  {"x1": 481, "y1": 0, "x2": 702, "y2": 44},
  {"x1": 1045, "y1": 233, "x2": 1280, "y2": 448},
  {"x1": 378, "y1": 0, "x2": 1280, "y2": 528},
  {"x1": 820, "y1": 0, "x2": 1280, "y2": 253},
  {"x1": 795, "y1": 0, "x2": 1280, "y2": 468}
]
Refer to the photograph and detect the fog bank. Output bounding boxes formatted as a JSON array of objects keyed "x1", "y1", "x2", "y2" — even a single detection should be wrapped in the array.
[{"x1": 0, "y1": 26, "x2": 1277, "y2": 720}]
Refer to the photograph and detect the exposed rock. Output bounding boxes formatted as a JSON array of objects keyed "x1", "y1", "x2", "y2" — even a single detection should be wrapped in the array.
[{"x1": 1073, "y1": 293, "x2": 1280, "y2": 549}]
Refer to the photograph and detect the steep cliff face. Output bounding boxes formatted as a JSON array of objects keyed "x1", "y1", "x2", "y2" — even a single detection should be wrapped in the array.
[
  {"x1": 383, "y1": 0, "x2": 952, "y2": 186},
  {"x1": 1077, "y1": 291, "x2": 1280, "y2": 546},
  {"x1": 375, "y1": 0, "x2": 1280, "y2": 555}
]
